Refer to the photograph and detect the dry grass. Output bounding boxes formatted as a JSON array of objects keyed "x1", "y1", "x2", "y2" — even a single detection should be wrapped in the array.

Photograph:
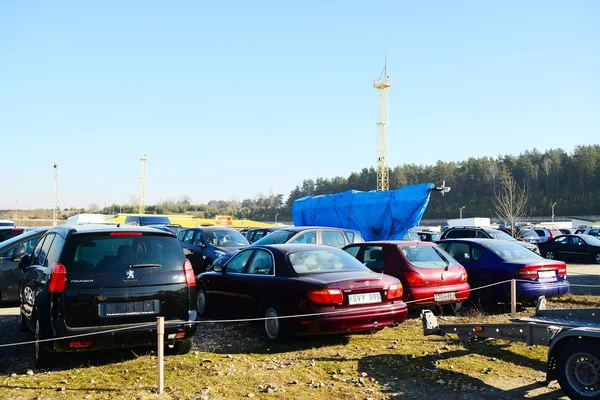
[{"x1": 0, "y1": 301, "x2": 575, "y2": 400}]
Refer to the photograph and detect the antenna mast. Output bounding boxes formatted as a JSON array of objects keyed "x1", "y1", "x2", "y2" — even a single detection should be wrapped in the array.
[
  {"x1": 139, "y1": 154, "x2": 148, "y2": 214},
  {"x1": 373, "y1": 56, "x2": 391, "y2": 191},
  {"x1": 52, "y1": 164, "x2": 58, "y2": 226}
]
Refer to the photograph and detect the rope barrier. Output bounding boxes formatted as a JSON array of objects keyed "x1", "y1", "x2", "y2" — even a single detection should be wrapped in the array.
[{"x1": 1, "y1": 278, "x2": 599, "y2": 350}]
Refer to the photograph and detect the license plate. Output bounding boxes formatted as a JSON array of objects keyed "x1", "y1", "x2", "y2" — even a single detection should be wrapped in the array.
[
  {"x1": 348, "y1": 292, "x2": 382, "y2": 305},
  {"x1": 99, "y1": 300, "x2": 160, "y2": 317},
  {"x1": 538, "y1": 270, "x2": 556, "y2": 279},
  {"x1": 434, "y1": 292, "x2": 457, "y2": 302}
]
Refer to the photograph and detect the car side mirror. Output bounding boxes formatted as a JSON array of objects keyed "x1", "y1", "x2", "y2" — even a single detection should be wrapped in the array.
[
  {"x1": 18, "y1": 254, "x2": 31, "y2": 270},
  {"x1": 12, "y1": 246, "x2": 27, "y2": 262},
  {"x1": 212, "y1": 264, "x2": 223, "y2": 272}
]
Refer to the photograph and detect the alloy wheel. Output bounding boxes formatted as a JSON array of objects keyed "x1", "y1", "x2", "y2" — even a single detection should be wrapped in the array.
[
  {"x1": 264, "y1": 308, "x2": 280, "y2": 339},
  {"x1": 546, "y1": 251, "x2": 554, "y2": 260}
]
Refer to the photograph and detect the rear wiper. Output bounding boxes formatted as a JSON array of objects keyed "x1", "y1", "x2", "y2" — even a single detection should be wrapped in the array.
[{"x1": 129, "y1": 263, "x2": 162, "y2": 269}]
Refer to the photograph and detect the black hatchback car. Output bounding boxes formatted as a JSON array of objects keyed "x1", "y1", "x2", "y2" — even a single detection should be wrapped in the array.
[{"x1": 19, "y1": 225, "x2": 197, "y2": 367}]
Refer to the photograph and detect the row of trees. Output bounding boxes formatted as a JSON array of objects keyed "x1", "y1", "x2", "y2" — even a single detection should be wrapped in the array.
[{"x1": 94, "y1": 145, "x2": 600, "y2": 222}]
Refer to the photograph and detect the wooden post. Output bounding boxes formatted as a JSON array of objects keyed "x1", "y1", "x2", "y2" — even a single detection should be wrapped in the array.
[
  {"x1": 157, "y1": 316, "x2": 164, "y2": 394},
  {"x1": 510, "y1": 279, "x2": 517, "y2": 318}
]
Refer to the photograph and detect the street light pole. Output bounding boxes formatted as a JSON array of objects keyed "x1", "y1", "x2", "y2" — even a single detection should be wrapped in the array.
[
  {"x1": 459, "y1": 206, "x2": 465, "y2": 219},
  {"x1": 552, "y1": 202, "x2": 557, "y2": 223},
  {"x1": 275, "y1": 212, "x2": 279, "y2": 224}
]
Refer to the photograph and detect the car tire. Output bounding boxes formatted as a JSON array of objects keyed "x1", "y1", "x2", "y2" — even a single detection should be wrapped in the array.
[
  {"x1": 556, "y1": 339, "x2": 600, "y2": 400},
  {"x1": 165, "y1": 338, "x2": 193, "y2": 355},
  {"x1": 545, "y1": 251, "x2": 555, "y2": 260},
  {"x1": 263, "y1": 304, "x2": 286, "y2": 342},
  {"x1": 595, "y1": 253, "x2": 600, "y2": 264},
  {"x1": 34, "y1": 317, "x2": 55, "y2": 368},
  {"x1": 196, "y1": 287, "x2": 210, "y2": 318}
]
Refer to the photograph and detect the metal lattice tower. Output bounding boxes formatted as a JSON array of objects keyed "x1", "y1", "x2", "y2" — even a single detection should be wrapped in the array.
[
  {"x1": 52, "y1": 164, "x2": 58, "y2": 226},
  {"x1": 139, "y1": 154, "x2": 148, "y2": 214},
  {"x1": 373, "y1": 63, "x2": 391, "y2": 191}
]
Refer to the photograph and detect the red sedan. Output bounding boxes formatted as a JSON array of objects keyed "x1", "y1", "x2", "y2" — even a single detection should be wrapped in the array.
[
  {"x1": 343, "y1": 241, "x2": 470, "y2": 310},
  {"x1": 195, "y1": 244, "x2": 408, "y2": 340}
]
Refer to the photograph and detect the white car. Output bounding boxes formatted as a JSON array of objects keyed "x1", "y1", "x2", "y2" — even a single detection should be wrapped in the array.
[
  {"x1": 0, "y1": 219, "x2": 15, "y2": 227},
  {"x1": 574, "y1": 227, "x2": 600, "y2": 238}
]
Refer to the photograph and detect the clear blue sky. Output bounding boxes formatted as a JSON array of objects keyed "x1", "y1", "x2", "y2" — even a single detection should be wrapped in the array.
[{"x1": 1, "y1": 1, "x2": 599, "y2": 210}]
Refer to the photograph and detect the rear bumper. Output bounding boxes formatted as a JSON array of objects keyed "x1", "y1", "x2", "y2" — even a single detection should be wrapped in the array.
[
  {"x1": 289, "y1": 301, "x2": 408, "y2": 335},
  {"x1": 48, "y1": 318, "x2": 197, "y2": 353},
  {"x1": 515, "y1": 281, "x2": 570, "y2": 301},
  {"x1": 404, "y1": 283, "x2": 471, "y2": 307}
]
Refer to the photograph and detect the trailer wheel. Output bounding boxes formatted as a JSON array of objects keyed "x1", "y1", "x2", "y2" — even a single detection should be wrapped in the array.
[{"x1": 556, "y1": 339, "x2": 600, "y2": 399}]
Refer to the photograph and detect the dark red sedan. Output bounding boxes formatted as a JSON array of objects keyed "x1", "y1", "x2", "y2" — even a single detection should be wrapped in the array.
[
  {"x1": 195, "y1": 244, "x2": 408, "y2": 340},
  {"x1": 343, "y1": 241, "x2": 470, "y2": 310}
]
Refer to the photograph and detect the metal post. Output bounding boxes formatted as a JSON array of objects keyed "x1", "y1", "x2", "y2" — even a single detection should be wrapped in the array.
[
  {"x1": 157, "y1": 316, "x2": 164, "y2": 394},
  {"x1": 459, "y1": 206, "x2": 465, "y2": 219},
  {"x1": 510, "y1": 279, "x2": 517, "y2": 318},
  {"x1": 551, "y1": 202, "x2": 557, "y2": 223}
]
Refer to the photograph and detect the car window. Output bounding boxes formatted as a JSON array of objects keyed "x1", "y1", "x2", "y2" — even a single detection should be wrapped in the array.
[
  {"x1": 182, "y1": 230, "x2": 194, "y2": 244},
  {"x1": 362, "y1": 245, "x2": 385, "y2": 272},
  {"x1": 203, "y1": 230, "x2": 249, "y2": 247},
  {"x1": 253, "y1": 230, "x2": 296, "y2": 245},
  {"x1": 193, "y1": 230, "x2": 204, "y2": 244},
  {"x1": 475, "y1": 230, "x2": 489, "y2": 239},
  {"x1": 443, "y1": 243, "x2": 473, "y2": 263},
  {"x1": 575, "y1": 229, "x2": 586, "y2": 234},
  {"x1": 45, "y1": 234, "x2": 65, "y2": 266},
  {"x1": 226, "y1": 250, "x2": 253, "y2": 273},
  {"x1": 38, "y1": 234, "x2": 56, "y2": 267},
  {"x1": 344, "y1": 231, "x2": 355, "y2": 243},
  {"x1": 400, "y1": 245, "x2": 454, "y2": 268},
  {"x1": 472, "y1": 246, "x2": 482, "y2": 261},
  {"x1": 31, "y1": 235, "x2": 47, "y2": 265},
  {"x1": 570, "y1": 236, "x2": 584, "y2": 246},
  {"x1": 534, "y1": 229, "x2": 546, "y2": 237},
  {"x1": 288, "y1": 249, "x2": 367, "y2": 274},
  {"x1": 343, "y1": 245, "x2": 360, "y2": 258},
  {"x1": 486, "y1": 230, "x2": 515, "y2": 241},
  {"x1": 554, "y1": 236, "x2": 569, "y2": 245},
  {"x1": 445, "y1": 229, "x2": 474, "y2": 239},
  {"x1": 253, "y1": 230, "x2": 267, "y2": 241},
  {"x1": 590, "y1": 229, "x2": 600, "y2": 237},
  {"x1": 291, "y1": 231, "x2": 316, "y2": 244},
  {"x1": 321, "y1": 230, "x2": 346, "y2": 248},
  {"x1": 62, "y1": 234, "x2": 185, "y2": 273},
  {"x1": 246, "y1": 250, "x2": 274, "y2": 275}
]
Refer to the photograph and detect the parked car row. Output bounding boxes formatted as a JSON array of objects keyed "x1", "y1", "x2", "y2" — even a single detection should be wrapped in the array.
[{"x1": 0, "y1": 221, "x2": 577, "y2": 369}]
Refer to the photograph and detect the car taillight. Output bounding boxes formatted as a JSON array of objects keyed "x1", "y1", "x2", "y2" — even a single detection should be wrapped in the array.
[
  {"x1": 461, "y1": 269, "x2": 468, "y2": 281},
  {"x1": 386, "y1": 283, "x2": 403, "y2": 299},
  {"x1": 307, "y1": 289, "x2": 343, "y2": 304},
  {"x1": 558, "y1": 267, "x2": 567, "y2": 277},
  {"x1": 69, "y1": 341, "x2": 92, "y2": 348},
  {"x1": 403, "y1": 271, "x2": 424, "y2": 287},
  {"x1": 110, "y1": 232, "x2": 143, "y2": 236},
  {"x1": 183, "y1": 259, "x2": 196, "y2": 286},
  {"x1": 48, "y1": 263, "x2": 67, "y2": 293},
  {"x1": 515, "y1": 265, "x2": 539, "y2": 278}
]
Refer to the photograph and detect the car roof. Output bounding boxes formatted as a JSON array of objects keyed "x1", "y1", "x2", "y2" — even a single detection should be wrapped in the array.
[
  {"x1": 48, "y1": 224, "x2": 174, "y2": 236},
  {"x1": 182, "y1": 226, "x2": 241, "y2": 232},
  {"x1": 252, "y1": 243, "x2": 346, "y2": 254}
]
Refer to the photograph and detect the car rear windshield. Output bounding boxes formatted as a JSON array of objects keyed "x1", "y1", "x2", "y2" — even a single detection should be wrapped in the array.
[
  {"x1": 253, "y1": 230, "x2": 296, "y2": 245},
  {"x1": 288, "y1": 249, "x2": 368, "y2": 274},
  {"x1": 486, "y1": 242, "x2": 541, "y2": 261},
  {"x1": 399, "y1": 245, "x2": 456, "y2": 268},
  {"x1": 139, "y1": 216, "x2": 171, "y2": 225},
  {"x1": 61, "y1": 233, "x2": 185, "y2": 273},
  {"x1": 0, "y1": 229, "x2": 24, "y2": 242}
]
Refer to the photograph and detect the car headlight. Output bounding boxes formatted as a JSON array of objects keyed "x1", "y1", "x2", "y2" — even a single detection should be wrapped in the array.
[{"x1": 214, "y1": 250, "x2": 226, "y2": 258}]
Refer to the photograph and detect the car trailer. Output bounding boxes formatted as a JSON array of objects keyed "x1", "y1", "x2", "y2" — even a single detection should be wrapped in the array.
[{"x1": 421, "y1": 296, "x2": 600, "y2": 400}]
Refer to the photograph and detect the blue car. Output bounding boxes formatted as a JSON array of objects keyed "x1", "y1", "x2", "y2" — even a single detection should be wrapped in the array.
[{"x1": 437, "y1": 239, "x2": 569, "y2": 308}]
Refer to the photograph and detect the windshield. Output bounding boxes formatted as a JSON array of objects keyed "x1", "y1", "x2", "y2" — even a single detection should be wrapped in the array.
[
  {"x1": 288, "y1": 249, "x2": 368, "y2": 274},
  {"x1": 0, "y1": 230, "x2": 43, "y2": 249},
  {"x1": 402, "y1": 231, "x2": 420, "y2": 241},
  {"x1": 399, "y1": 245, "x2": 456, "y2": 268},
  {"x1": 253, "y1": 230, "x2": 296, "y2": 245},
  {"x1": 486, "y1": 242, "x2": 542, "y2": 261},
  {"x1": 203, "y1": 229, "x2": 249, "y2": 247},
  {"x1": 582, "y1": 235, "x2": 600, "y2": 246},
  {"x1": 486, "y1": 229, "x2": 516, "y2": 241}
]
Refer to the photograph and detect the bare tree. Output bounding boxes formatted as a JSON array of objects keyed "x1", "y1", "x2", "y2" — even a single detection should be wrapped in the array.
[
  {"x1": 542, "y1": 158, "x2": 552, "y2": 194},
  {"x1": 486, "y1": 163, "x2": 498, "y2": 194},
  {"x1": 494, "y1": 174, "x2": 529, "y2": 238}
]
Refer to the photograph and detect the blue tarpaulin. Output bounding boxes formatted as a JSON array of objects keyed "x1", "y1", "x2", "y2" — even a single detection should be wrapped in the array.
[{"x1": 291, "y1": 183, "x2": 435, "y2": 241}]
